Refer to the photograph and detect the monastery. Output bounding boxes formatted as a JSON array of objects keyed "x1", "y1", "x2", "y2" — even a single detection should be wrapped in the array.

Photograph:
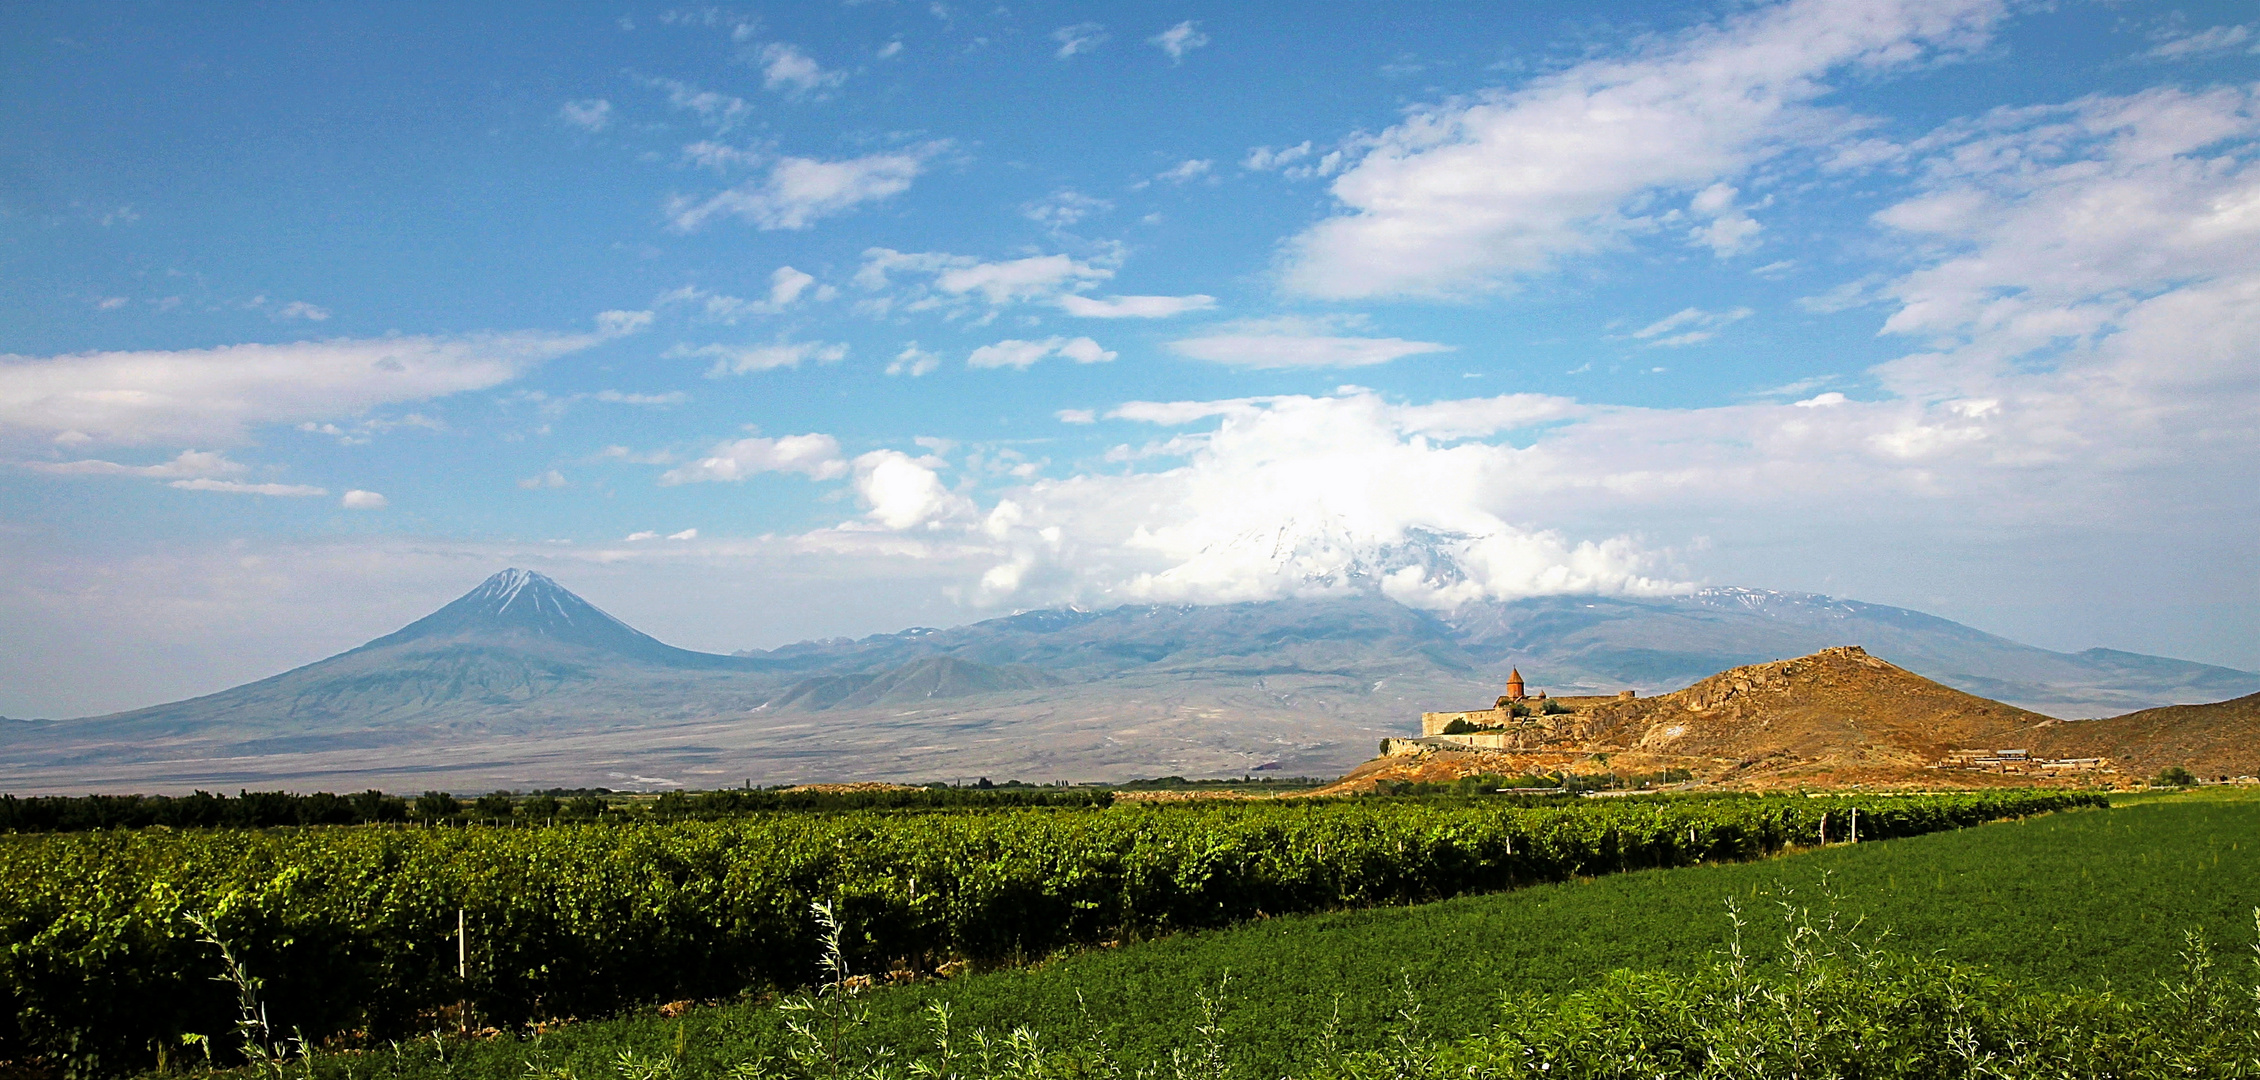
[{"x1": 1418, "y1": 668, "x2": 1635, "y2": 737}]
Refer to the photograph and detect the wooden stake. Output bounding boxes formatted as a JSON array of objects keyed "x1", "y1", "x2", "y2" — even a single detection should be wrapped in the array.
[{"x1": 458, "y1": 908, "x2": 467, "y2": 982}]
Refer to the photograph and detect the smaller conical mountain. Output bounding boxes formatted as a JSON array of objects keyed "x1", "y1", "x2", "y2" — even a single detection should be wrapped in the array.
[
  {"x1": 25, "y1": 570, "x2": 772, "y2": 746},
  {"x1": 352, "y1": 568, "x2": 749, "y2": 669}
]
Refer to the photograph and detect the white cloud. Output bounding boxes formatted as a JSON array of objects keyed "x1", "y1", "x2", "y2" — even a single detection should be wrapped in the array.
[
  {"x1": 1243, "y1": 142, "x2": 1310, "y2": 171},
  {"x1": 1686, "y1": 183, "x2": 1764, "y2": 257},
  {"x1": 659, "y1": 433, "x2": 848, "y2": 484},
  {"x1": 1155, "y1": 159, "x2": 1211, "y2": 185},
  {"x1": 2143, "y1": 24, "x2": 2255, "y2": 61},
  {"x1": 1052, "y1": 22, "x2": 1108, "y2": 59},
  {"x1": 640, "y1": 77, "x2": 753, "y2": 132},
  {"x1": 169, "y1": 478, "x2": 326, "y2": 497},
  {"x1": 653, "y1": 268, "x2": 825, "y2": 323},
  {"x1": 591, "y1": 390, "x2": 690, "y2": 405},
  {"x1": 1023, "y1": 190, "x2": 1112, "y2": 230},
  {"x1": 887, "y1": 343, "x2": 942, "y2": 377},
  {"x1": 1795, "y1": 392, "x2": 1848, "y2": 408},
  {"x1": 1057, "y1": 293, "x2": 1216, "y2": 318},
  {"x1": 1056, "y1": 408, "x2": 1097, "y2": 424},
  {"x1": 1150, "y1": 21, "x2": 1209, "y2": 62},
  {"x1": 1629, "y1": 306, "x2": 1752, "y2": 347},
  {"x1": 673, "y1": 339, "x2": 849, "y2": 376},
  {"x1": 340, "y1": 489, "x2": 388, "y2": 509},
  {"x1": 1280, "y1": 0, "x2": 2003, "y2": 298},
  {"x1": 0, "y1": 331, "x2": 595, "y2": 446},
  {"x1": 596, "y1": 309, "x2": 655, "y2": 335},
  {"x1": 274, "y1": 300, "x2": 331, "y2": 321},
  {"x1": 520, "y1": 470, "x2": 568, "y2": 489},
  {"x1": 625, "y1": 530, "x2": 660, "y2": 541},
  {"x1": 681, "y1": 141, "x2": 767, "y2": 172},
  {"x1": 23, "y1": 449, "x2": 247, "y2": 479},
  {"x1": 852, "y1": 450, "x2": 970, "y2": 529},
  {"x1": 668, "y1": 528, "x2": 699, "y2": 540},
  {"x1": 1168, "y1": 318, "x2": 1453, "y2": 369},
  {"x1": 667, "y1": 146, "x2": 938, "y2": 231},
  {"x1": 559, "y1": 98, "x2": 613, "y2": 132},
  {"x1": 856, "y1": 248, "x2": 1114, "y2": 312},
  {"x1": 757, "y1": 43, "x2": 846, "y2": 98},
  {"x1": 968, "y1": 336, "x2": 1116, "y2": 370},
  {"x1": 1243, "y1": 141, "x2": 1345, "y2": 180},
  {"x1": 768, "y1": 266, "x2": 817, "y2": 307}
]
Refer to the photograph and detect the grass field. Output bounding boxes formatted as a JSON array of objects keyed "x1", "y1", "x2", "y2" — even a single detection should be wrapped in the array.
[{"x1": 276, "y1": 789, "x2": 2258, "y2": 1080}]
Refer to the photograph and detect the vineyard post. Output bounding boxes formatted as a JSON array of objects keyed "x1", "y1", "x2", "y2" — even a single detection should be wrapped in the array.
[
  {"x1": 1850, "y1": 807, "x2": 1859, "y2": 843},
  {"x1": 458, "y1": 907, "x2": 467, "y2": 982},
  {"x1": 1819, "y1": 812, "x2": 1827, "y2": 846}
]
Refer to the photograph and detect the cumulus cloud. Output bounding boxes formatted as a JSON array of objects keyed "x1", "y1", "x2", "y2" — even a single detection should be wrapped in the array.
[
  {"x1": 667, "y1": 146, "x2": 940, "y2": 231},
  {"x1": 967, "y1": 336, "x2": 1116, "y2": 370},
  {"x1": 1056, "y1": 293, "x2": 1216, "y2": 318},
  {"x1": 0, "y1": 331, "x2": 596, "y2": 446},
  {"x1": 756, "y1": 43, "x2": 846, "y2": 98},
  {"x1": 673, "y1": 339, "x2": 849, "y2": 376},
  {"x1": 340, "y1": 489, "x2": 388, "y2": 509},
  {"x1": 519, "y1": 470, "x2": 568, "y2": 489},
  {"x1": 851, "y1": 449, "x2": 970, "y2": 529},
  {"x1": 558, "y1": 98, "x2": 613, "y2": 131},
  {"x1": 1280, "y1": 0, "x2": 2004, "y2": 298},
  {"x1": 1168, "y1": 318, "x2": 1453, "y2": 368},
  {"x1": 1150, "y1": 21, "x2": 1208, "y2": 62},
  {"x1": 887, "y1": 343, "x2": 942, "y2": 377},
  {"x1": 1686, "y1": 183, "x2": 1764, "y2": 257},
  {"x1": 659, "y1": 433, "x2": 848, "y2": 484}
]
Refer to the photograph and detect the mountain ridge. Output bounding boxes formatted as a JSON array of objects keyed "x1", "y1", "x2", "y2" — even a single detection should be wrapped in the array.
[{"x1": 0, "y1": 570, "x2": 2253, "y2": 793}]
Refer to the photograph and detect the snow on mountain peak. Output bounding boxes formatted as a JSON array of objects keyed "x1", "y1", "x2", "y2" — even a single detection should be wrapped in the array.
[{"x1": 1120, "y1": 514, "x2": 1688, "y2": 611}]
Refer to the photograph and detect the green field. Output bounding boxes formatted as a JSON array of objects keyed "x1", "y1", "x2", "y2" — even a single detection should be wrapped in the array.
[
  {"x1": 255, "y1": 789, "x2": 2256, "y2": 1080},
  {"x1": 8, "y1": 789, "x2": 2081, "y2": 1075}
]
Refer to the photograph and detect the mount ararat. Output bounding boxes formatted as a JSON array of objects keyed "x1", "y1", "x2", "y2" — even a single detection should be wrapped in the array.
[{"x1": 1, "y1": 568, "x2": 2251, "y2": 793}]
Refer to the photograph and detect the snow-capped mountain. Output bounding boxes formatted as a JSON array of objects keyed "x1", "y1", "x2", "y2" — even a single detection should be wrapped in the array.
[{"x1": 2, "y1": 568, "x2": 2251, "y2": 794}]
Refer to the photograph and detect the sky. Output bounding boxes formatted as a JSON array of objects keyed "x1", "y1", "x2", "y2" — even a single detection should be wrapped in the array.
[{"x1": 3, "y1": 0, "x2": 2257, "y2": 718}]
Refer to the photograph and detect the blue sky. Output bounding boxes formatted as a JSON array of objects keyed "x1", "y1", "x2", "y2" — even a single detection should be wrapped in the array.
[{"x1": 4, "y1": 0, "x2": 2257, "y2": 716}]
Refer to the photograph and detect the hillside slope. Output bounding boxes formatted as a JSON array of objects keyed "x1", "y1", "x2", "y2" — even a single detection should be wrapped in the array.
[
  {"x1": 1341, "y1": 647, "x2": 2059, "y2": 790},
  {"x1": 2028, "y1": 691, "x2": 2260, "y2": 781}
]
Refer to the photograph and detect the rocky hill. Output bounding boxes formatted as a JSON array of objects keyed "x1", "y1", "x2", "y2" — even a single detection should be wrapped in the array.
[
  {"x1": 1338, "y1": 647, "x2": 2067, "y2": 791},
  {"x1": 2027, "y1": 691, "x2": 2260, "y2": 782}
]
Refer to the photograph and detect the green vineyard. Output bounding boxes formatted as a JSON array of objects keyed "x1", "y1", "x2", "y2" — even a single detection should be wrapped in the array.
[{"x1": 0, "y1": 789, "x2": 2098, "y2": 1074}]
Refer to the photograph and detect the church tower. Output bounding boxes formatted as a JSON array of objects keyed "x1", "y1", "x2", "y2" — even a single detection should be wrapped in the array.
[{"x1": 1505, "y1": 668, "x2": 1526, "y2": 702}]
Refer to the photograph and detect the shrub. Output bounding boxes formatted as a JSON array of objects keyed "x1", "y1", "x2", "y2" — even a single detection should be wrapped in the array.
[
  {"x1": 409, "y1": 791, "x2": 460, "y2": 823},
  {"x1": 2152, "y1": 765, "x2": 2198, "y2": 788}
]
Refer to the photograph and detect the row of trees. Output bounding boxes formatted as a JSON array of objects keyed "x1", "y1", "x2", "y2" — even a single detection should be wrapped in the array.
[{"x1": 0, "y1": 784, "x2": 1116, "y2": 833}]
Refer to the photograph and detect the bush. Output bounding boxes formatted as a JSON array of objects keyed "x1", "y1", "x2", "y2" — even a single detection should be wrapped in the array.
[
  {"x1": 2152, "y1": 765, "x2": 2198, "y2": 788},
  {"x1": 409, "y1": 791, "x2": 460, "y2": 823}
]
